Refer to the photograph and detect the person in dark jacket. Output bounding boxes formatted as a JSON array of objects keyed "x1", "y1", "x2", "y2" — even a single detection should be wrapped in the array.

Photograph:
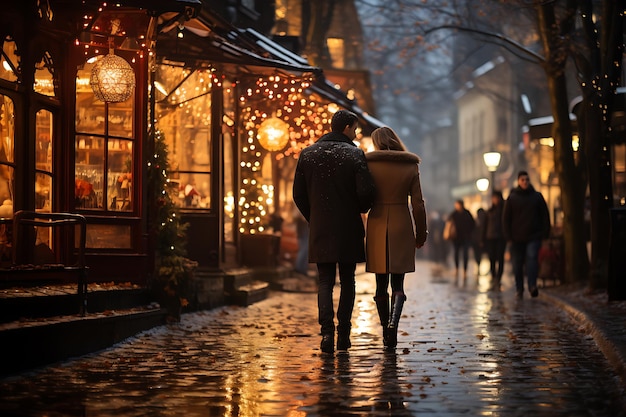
[
  {"x1": 503, "y1": 171, "x2": 551, "y2": 299},
  {"x1": 293, "y1": 110, "x2": 376, "y2": 353},
  {"x1": 483, "y1": 190, "x2": 506, "y2": 291},
  {"x1": 365, "y1": 126, "x2": 428, "y2": 350},
  {"x1": 449, "y1": 199, "x2": 475, "y2": 280},
  {"x1": 472, "y1": 208, "x2": 487, "y2": 276}
]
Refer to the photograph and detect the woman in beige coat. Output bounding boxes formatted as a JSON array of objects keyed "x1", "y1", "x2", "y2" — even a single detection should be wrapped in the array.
[{"x1": 366, "y1": 127, "x2": 428, "y2": 349}]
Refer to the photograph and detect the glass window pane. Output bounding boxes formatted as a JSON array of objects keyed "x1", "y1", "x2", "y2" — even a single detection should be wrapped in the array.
[
  {"x1": 0, "y1": 95, "x2": 15, "y2": 163},
  {"x1": 108, "y1": 139, "x2": 133, "y2": 211},
  {"x1": 156, "y1": 65, "x2": 213, "y2": 210},
  {"x1": 76, "y1": 61, "x2": 105, "y2": 135},
  {"x1": 0, "y1": 94, "x2": 14, "y2": 215},
  {"x1": 0, "y1": 166, "x2": 13, "y2": 216},
  {"x1": 0, "y1": 37, "x2": 19, "y2": 82},
  {"x1": 36, "y1": 109, "x2": 53, "y2": 173},
  {"x1": 35, "y1": 173, "x2": 52, "y2": 211},
  {"x1": 75, "y1": 135, "x2": 104, "y2": 210},
  {"x1": 173, "y1": 172, "x2": 210, "y2": 208},
  {"x1": 108, "y1": 99, "x2": 134, "y2": 138},
  {"x1": 34, "y1": 53, "x2": 55, "y2": 97}
]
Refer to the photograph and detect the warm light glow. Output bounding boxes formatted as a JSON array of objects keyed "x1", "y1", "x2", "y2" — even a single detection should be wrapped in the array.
[
  {"x1": 257, "y1": 116, "x2": 289, "y2": 151},
  {"x1": 90, "y1": 52, "x2": 136, "y2": 102},
  {"x1": 483, "y1": 151, "x2": 501, "y2": 171},
  {"x1": 476, "y1": 178, "x2": 490, "y2": 192}
]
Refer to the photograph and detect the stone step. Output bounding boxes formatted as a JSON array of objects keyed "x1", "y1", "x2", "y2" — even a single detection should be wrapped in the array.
[
  {"x1": 223, "y1": 268, "x2": 254, "y2": 291},
  {"x1": 0, "y1": 306, "x2": 167, "y2": 376},
  {"x1": 0, "y1": 285, "x2": 152, "y2": 324},
  {"x1": 225, "y1": 279, "x2": 270, "y2": 307},
  {"x1": 190, "y1": 271, "x2": 225, "y2": 310}
]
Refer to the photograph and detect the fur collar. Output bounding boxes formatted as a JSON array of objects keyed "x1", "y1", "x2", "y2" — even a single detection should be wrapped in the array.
[{"x1": 366, "y1": 150, "x2": 421, "y2": 164}]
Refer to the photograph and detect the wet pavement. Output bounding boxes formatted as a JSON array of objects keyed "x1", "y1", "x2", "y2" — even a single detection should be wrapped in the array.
[{"x1": 1, "y1": 260, "x2": 625, "y2": 417}]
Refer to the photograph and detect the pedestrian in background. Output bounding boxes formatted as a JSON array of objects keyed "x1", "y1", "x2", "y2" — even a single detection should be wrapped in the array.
[
  {"x1": 293, "y1": 110, "x2": 376, "y2": 353},
  {"x1": 472, "y1": 208, "x2": 487, "y2": 276},
  {"x1": 503, "y1": 171, "x2": 551, "y2": 299},
  {"x1": 427, "y1": 211, "x2": 446, "y2": 264},
  {"x1": 365, "y1": 127, "x2": 428, "y2": 350},
  {"x1": 483, "y1": 190, "x2": 507, "y2": 291},
  {"x1": 449, "y1": 199, "x2": 475, "y2": 280}
]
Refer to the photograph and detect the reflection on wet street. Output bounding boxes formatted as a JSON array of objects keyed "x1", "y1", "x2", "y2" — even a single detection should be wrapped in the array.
[{"x1": 1, "y1": 261, "x2": 625, "y2": 416}]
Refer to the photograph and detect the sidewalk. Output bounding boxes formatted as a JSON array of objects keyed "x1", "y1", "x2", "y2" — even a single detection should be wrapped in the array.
[
  {"x1": 283, "y1": 261, "x2": 626, "y2": 391},
  {"x1": 541, "y1": 283, "x2": 626, "y2": 388}
]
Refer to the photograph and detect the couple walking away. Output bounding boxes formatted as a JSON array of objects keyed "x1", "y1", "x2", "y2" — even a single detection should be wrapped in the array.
[{"x1": 293, "y1": 110, "x2": 428, "y2": 354}]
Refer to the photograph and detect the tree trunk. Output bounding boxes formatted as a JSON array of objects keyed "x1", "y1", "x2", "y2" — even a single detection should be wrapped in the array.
[
  {"x1": 537, "y1": 3, "x2": 589, "y2": 283},
  {"x1": 301, "y1": 0, "x2": 336, "y2": 67}
]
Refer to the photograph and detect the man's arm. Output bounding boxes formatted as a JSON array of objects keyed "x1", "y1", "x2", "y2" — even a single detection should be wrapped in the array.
[
  {"x1": 355, "y1": 152, "x2": 376, "y2": 213},
  {"x1": 292, "y1": 161, "x2": 310, "y2": 221}
]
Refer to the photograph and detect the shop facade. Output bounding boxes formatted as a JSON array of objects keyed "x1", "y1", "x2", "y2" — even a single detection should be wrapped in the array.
[{"x1": 1, "y1": 1, "x2": 382, "y2": 291}]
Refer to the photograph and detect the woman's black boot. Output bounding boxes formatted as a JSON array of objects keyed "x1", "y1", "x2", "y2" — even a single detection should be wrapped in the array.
[
  {"x1": 387, "y1": 292, "x2": 406, "y2": 349},
  {"x1": 374, "y1": 294, "x2": 390, "y2": 347}
]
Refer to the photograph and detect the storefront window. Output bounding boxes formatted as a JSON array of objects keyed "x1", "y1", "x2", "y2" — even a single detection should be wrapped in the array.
[
  {"x1": 75, "y1": 59, "x2": 134, "y2": 212},
  {"x1": 155, "y1": 64, "x2": 212, "y2": 209},
  {"x1": 0, "y1": 95, "x2": 14, "y2": 212},
  {"x1": 35, "y1": 109, "x2": 53, "y2": 211}
]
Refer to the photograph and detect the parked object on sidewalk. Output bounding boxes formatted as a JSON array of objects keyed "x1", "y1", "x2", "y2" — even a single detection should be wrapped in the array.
[
  {"x1": 364, "y1": 126, "x2": 427, "y2": 350},
  {"x1": 538, "y1": 238, "x2": 562, "y2": 287}
]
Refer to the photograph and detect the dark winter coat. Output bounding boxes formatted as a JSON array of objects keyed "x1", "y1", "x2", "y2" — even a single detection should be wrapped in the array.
[
  {"x1": 483, "y1": 202, "x2": 504, "y2": 241},
  {"x1": 502, "y1": 184, "x2": 551, "y2": 243},
  {"x1": 449, "y1": 208, "x2": 475, "y2": 243},
  {"x1": 293, "y1": 132, "x2": 376, "y2": 263},
  {"x1": 365, "y1": 150, "x2": 427, "y2": 274}
]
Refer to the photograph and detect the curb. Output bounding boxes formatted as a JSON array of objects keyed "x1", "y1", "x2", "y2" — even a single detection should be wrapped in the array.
[{"x1": 542, "y1": 291, "x2": 626, "y2": 390}]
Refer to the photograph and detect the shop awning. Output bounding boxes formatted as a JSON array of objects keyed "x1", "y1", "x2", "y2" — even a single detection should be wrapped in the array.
[
  {"x1": 527, "y1": 114, "x2": 577, "y2": 140},
  {"x1": 156, "y1": 11, "x2": 321, "y2": 77},
  {"x1": 157, "y1": 8, "x2": 385, "y2": 133},
  {"x1": 238, "y1": 28, "x2": 385, "y2": 134}
]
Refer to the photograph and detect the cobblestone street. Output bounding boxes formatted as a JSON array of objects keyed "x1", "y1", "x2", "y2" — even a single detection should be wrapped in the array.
[{"x1": 1, "y1": 260, "x2": 625, "y2": 417}]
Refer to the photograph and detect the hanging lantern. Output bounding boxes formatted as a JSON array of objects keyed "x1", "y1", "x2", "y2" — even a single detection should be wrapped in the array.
[
  {"x1": 257, "y1": 116, "x2": 290, "y2": 151},
  {"x1": 90, "y1": 51, "x2": 136, "y2": 103}
]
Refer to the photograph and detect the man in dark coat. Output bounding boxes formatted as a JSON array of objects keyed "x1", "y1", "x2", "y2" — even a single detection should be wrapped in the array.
[
  {"x1": 293, "y1": 110, "x2": 376, "y2": 353},
  {"x1": 449, "y1": 199, "x2": 475, "y2": 280},
  {"x1": 503, "y1": 171, "x2": 551, "y2": 299}
]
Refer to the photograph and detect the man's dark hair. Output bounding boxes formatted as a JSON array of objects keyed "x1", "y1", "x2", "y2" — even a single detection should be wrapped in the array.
[
  {"x1": 331, "y1": 110, "x2": 358, "y2": 132},
  {"x1": 518, "y1": 170, "x2": 529, "y2": 178}
]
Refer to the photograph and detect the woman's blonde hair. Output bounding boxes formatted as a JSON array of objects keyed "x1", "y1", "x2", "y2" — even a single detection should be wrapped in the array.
[{"x1": 371, "y1": 126, "x2": 407, "y2": 151}]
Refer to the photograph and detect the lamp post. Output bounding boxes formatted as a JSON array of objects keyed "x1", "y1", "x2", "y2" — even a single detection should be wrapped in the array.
[{"x1": 483, "y1": 151, "x2": 501, "y2": 192}]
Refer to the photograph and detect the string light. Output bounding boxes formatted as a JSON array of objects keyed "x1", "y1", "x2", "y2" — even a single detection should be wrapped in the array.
[{"x1": 237, "y1": 74, "x2": 344, "y2": 233}]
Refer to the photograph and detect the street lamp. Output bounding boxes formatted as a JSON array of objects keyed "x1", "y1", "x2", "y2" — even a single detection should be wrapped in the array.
[
  {"x1": 476, "y1": 178, "x2": 489, "y2": 192},
  {"x1": 483, "y1": 151, "x2": 501, "y2": 191}
]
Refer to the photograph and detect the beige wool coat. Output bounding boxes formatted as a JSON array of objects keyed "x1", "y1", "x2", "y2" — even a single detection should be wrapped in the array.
[{"x1": 365, "y1": 150, "x2": 427, "y2": 274}]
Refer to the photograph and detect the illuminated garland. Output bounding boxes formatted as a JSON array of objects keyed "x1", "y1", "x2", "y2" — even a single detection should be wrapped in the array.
[{"x1": 237, "y1": 74, "x2": 338, "y2": 234}]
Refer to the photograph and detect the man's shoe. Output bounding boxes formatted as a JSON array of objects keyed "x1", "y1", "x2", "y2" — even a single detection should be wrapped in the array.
[
  {"x1": 320, "y1": 334, "x2": 334, "y2": 353},
  {"x1": 530, "y1": 287, "x2": 539, "y2": 297},
  {"x1": 337, "y1": 334, "x2": 351, "y2": 350}
]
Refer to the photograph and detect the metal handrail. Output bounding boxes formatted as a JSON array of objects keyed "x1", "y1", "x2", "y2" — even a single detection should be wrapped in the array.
[{"x1": 5, "y1": 211, "x2": 89, "y2": 315}]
